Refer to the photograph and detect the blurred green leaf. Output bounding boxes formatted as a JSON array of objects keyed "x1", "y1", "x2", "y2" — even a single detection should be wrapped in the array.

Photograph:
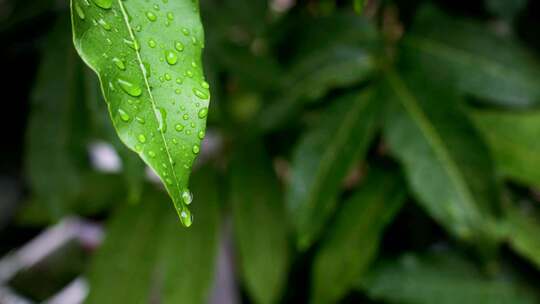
[
  {"x1": 25, "y1": 15, "x2": 84, "y2": 219},
  {"x1": 287, "y1": 90, "x2": 383, "y2": 249},
  {"x1": 383, "y1": 68, "x2": 500, "y2": 242},
  {"x1": 361, "y1": 250, "x2": 537, "y2": 304},
  {"x1": 230, "y1": 141, "x2": 290, "y2": 304},
  {"x1": 71, "y1": 0, "x2": 210, "y2": 225},
  {"x1": 311, "y1": 168, "x2": 406, "y2": 304},
  {"x1": 485, "y1": 0, "x2": 527, "y2": 20},
  {"x1": 353, "y1": 0, "x2": 365, "y2": 14},
  {"x1": 404, "y1": 6, "x2": 540, "y2": 107},
  {"x1": 259, "y1": 45, "x2": 375, "y2": 130},
  {"x1": 503, "y1": 202, "x2": 540, "y2": 270},
  {"x1": 471, "y1": 110, "x2": 540, "y2": 188},
  {"x1": 86, "y1": 167, "x2": 220, "y2": 304}
]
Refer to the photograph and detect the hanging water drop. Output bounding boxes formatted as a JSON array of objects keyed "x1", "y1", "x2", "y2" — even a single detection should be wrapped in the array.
[
  {"x1": 182, "y1": 190, "x2": 193, "y2": 205},
  {"x1": 179, "y1": 208, "x2": 193, "y2": 227},
  {"x1": 198, "y1": 130, "x2": 205, "y2": 139}
]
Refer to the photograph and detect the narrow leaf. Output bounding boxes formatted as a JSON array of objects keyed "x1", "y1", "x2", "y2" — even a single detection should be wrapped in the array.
[
  {"x1": 71, "y1": 0, "x2": 210, "y2": 225},
  {"x1": 471, "y1": 110, "x2": 540, "y2": 188},
  {"x1": 86, "y1": 167, "x2": 220, "y2": 304},
  {"x1": 259, "y1": 45, "x2": 375, "y2": 130},
  {"x1": 404, "y1": 5, "x2": 540, "y2": 107},
  {"x1": 25, "y1": 15, "x2": 83, "y2": 218},
  {"x1": 287, "y1": 90, "x2": 383, "y2": 249},
  {"x1": 311, "y1": 168, "x2": 406, "y2": 304},
  {"x1": 504, "y1": 202, "x2": 540, "y2": 270},
  {"x1": 230, "y1": 141, "x2": 290, "y2": 304},
  {"x1": 383, "y1": 69, "x2": 500, "y2": 241},
  {"x1": 362, "y1": 251, "x2": 537, "y2": 304}
]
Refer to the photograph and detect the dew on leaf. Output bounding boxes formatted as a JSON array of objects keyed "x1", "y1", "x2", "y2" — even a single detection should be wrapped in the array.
[
  {"x1": 165, "y1": 50, "x2": 178, "y2": 65},
  {"x1": 148, "y1": 39, "x2": 157, "y2": 48},
  {"x1": 182, "y1": 190, "x2": 193, "y2": 205},
  {"x1": 136, "y1": 116, "x2": 146, "y2": 124},
  {"x1": 198, "y1": 107, "x2": 208, "y2": 118},
  {"x1": 167, "y1": 12, "x2": 174, "y2": 21},
  {"x1": 148, "y1": 151, "x2": 156, "y2": 158},
  {"x1": 181, "y1": 28, "x2": 190, "y2": 35},
  {"x1": 192, "y1": 144, "x2": 200, "y2": 154},
  {"x1": 75, "y1": 3, "x2": 86, "y2": 20},
  {"x1": 201, "y1": 81, "x2": 210, "y2": 89},
  {"x1": 193, "y1": 88, "x2": 209, "y2": 100},
  {"x1": 138, "y1": 134, "x2": 147, "y2": 143},
  {"x1": 118, "y1": 108, "x2": 130, "y2": 122},
  {"x1": 175, "y1": 123, "x2": 185, "y2": 131},
  {"x1": 146, "y1": 11, "x2": 157, "y2": 22},
  {"x1": 175, "y1": 41, "x2": 184, "y2": 52},
  {"x1": 198, "y1": 130, "x2": 205, "y2": 139},
  {"x1": 179, "y1": 208, "x2": 193, "y2": 227},
  {"x1": 98, "y1": 18, "x2": 112, "y2": 31},
  {"x1": 92, "y1": 0, "x2": 112, "y2": 9},
  {"x1": 117, "y1": 78, "x2": 142, "y2": 97},
  {"x1": 112, "y1": 57, "x2": 125, "y2": 70}
]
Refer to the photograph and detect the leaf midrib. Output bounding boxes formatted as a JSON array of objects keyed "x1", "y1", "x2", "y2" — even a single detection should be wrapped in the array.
[
  {"x1": 304, "y1": 92, "x2": 371, "y2": 220},
  {"x1": 405, "y1": 36, "x2": 540, "y2": 92},
  {"x1": 117, "y1": 0, "x2": 182, "y2": 198},
  {"x1": 386, "y1": 71, "x2": 481, "y2": 223}
]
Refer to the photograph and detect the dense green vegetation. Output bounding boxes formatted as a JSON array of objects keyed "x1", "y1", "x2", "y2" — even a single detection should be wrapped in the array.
[{"x1": 0, "y1": 0, "x2": 539, "y2": 303}]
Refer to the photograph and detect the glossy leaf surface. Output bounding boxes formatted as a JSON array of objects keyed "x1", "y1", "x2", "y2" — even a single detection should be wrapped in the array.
[{"x1": 71, "y1": 0, "x2": 210, "y2": 225}]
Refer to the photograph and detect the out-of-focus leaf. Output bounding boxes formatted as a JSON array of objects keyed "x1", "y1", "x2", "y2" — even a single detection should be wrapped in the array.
[
  {"x1": 404, "y1": 6, "x2": 540, "y2": 107},
  {"x1": 86, "y1": 167, "x2": 220, "y2": 304},
  {"x1": 259, "y1": 45, "x2": 375, "y2": 130},
  {"x1": 17, "y1": 172, "x2": 126, "y2": 226},
  {"x1": 25, "y1": 15, "x2": 83, "y2": 219},
  {"x1": 230, "y1": 141, "x2": 289, "y2": 304},
  {"x1": 287, "y1": 90, "x2": 383, "y2": 249},
  {"x1": 311, "y1": 168, "x2": 406, "y2": 304},
  {"x1": 361, "y1": 251, "x2": 537, "y2": 304},
  {"x1": 485, "y1": 0, "x2": 527, "y2": 20},
  {"x1": 503, "y1": 202, "x2": 540, "y2": 270},
  {"x1": 471, "y1": 110, "x2": 540, "y2": 188},
  {"x1": 353, "y1": 0, "x2": 365, "y2": 14},
  {"x1": 71, "y1": 0, "x2": 210, "y2": 225},
  {"x1": 83, "y1": 67, "x2": 145, "y2": 203},
  {"x1": 383, "y1": 69, "x2": 500, "y2": 242}
]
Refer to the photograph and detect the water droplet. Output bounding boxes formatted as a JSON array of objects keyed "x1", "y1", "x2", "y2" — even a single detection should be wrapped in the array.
[
  {"x1": 124, "y1": 38, "x2": 140, "y2": 51},
  {"x1": 165, "y1": 50, "x2": 178, "y2": 65},
  {"x1": 136, "y1": 116, "x2": 146, "y2": 124},
  {"x1": 193, "y1": 88, "x2": 209, "y2": 100},
  {"x1": 176, "y1": 77, "x2": 183, "y2": 84},
  {"x1": 146, "y1": 11, "x2": 157, "y2": 22},
  {"x1": 165, "y1": 178, "x2": 173, "y2": 185},
  {"x1": 175, "y1": 123, "x2": 184, "y2": 131},
  {"x1": 118, "y1": 78, "x2": 142, "y2": 97},
  {"x1": 198, "y1": 130, "x2": 205, "y2": 139},
  {"x1": 148, "y1": 39, "x2": 157, "y2": 48},
  {"x1": 185, "y1": 70, "x2": 193, "y2": 78},
  {"x1": 181, "y1": 28, "x2": 190, "y2": 35},
  {"x1": 164, "y1": 73, "x2": 171, "y2": 81},
  {"x1": 192, "y1": 144, "x2": 200, "y2": 154},
  {"x1": 138, "y1": 134, "x2": 147, "y2": 143},
  {"x1": 156, "y1": 107, "x2": 168, "y2": 132},
  {"x1": 198, "y1": 107, "x2": 208, "y2": 118},
  {"x1": 182, "y1": 190, "x2": 193, "y2": 205},
  {"x1": 191, "y1": 36, "x2": 198, "y2": 45},
  {"x1": 112, "y1": 57, "x2": 125, "y2": 70},
  {"x1": 191, "y1": 61, "x2": 198, "y2": 68},
  {"x1": 175, "y1": 41, "x2": 184, "y2": 52},
  {"x1": 92, "y1": 0, "x2": 112, "y2": 9},
  {"x1": 175, "y1": 89, "x2": 182, "y2": 94},
  {"x1": 134, "y1": 25, "x2": 142, "y2": 32},
  {"x1": 143, "y1": 62, "x2": 151, "y2": 77},
  {"x1": 179, "y1": 208, "x2": 193, "y2": 227},
  {"x1": 182, "y1": 113, "x2": 189, "y2": 120},
  {"x1": 118, "y1": 108, "x2": 130, "y2": 122},
  {"x1": 153, "y1": 4, "x2": 160, "y2": 10},
  {"x1": 201, "y1": 81, "x2": 210, "y2": 89},
  {"x1": 75, "y1": 3, "x2": 86, "y2": 19},
  {"x1": 166, "y1": 12, "x2": 174, "y2": 21},
  {"x1": 148, "y1": 151, "x2": 156, "y2": 158},
  {"x1": 98, "y1": 18, "x2": 112, "y2": 31},
  {"x1": 135, "y1": 144, "x2": 142, "y2": 152}
]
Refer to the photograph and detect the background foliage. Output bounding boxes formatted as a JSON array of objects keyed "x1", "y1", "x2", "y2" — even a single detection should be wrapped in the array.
[{"x1": 1, "y1": 0, "x2": 540, "y2": 303}]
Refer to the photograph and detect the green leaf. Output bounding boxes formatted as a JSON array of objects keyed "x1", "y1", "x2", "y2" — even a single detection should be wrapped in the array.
[
  {"x1": 311, "y1": 168, "x2": 406, "y2": 304},
  {"x1": 353, "y1": 0, "x2": 365, "y2": 14},
  {"x1": 230, "y1": 141, "x2": 290, "y2": 304},
  {"x1": 259, "y1": 45, "x2": 376, "y2": 130},
  {"x1": 503, "y1": 202, "x2": 540, "y2": 270},
  {"x1": 383, "y1": 68, "x2": 500, "y2": 241},
  {"x1": 404, "y1": 6, "x2": 540, "y2": 107},
  {"x1": 86, "y1": 167, "x2": 220, "y2": 304},
  {"x1": 287, "y1": 90, "x2": 383, "y2": 249},
  {"x1": 361, "y1": 251, "x2": 538, "y2": 304},
  {"x1": 25, "y1": 15, "x2": 84, "y2": 218},
  {"x1": 485, "y1": 0, "x2": 527, "y2": 20},
  {"x1": 70, "y1": 0, "x2": 210, "y2": 225},
  {"x1": 471, "y1": 110, "x2": 540, "y2": 188}
]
